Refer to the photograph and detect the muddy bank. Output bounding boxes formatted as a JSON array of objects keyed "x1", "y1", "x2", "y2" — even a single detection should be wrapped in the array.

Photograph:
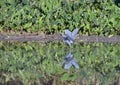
[{"x1": 0, "y1": 33, "x2": 120, "y2": 43}]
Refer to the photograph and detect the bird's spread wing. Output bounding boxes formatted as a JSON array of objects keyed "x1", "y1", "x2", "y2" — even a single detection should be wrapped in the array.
[
  {"x1": 65, "y1": 29, "x2": 72, "y2": 36},
  {"x1": 65, "y1": 30, "x2": 74, "y2": 41},
  {"x1": 71, "y1": 58, "x2": 79, "y2": 69},
  {"x1": 64, "y1": 58, "x2": 79, "y2": 69},
  {"x1": 72, "y1": 28, "x2": 79, "y2": 37},
  {"x1": 64, "y1": 61, "x2": 72, "y2": 69}
]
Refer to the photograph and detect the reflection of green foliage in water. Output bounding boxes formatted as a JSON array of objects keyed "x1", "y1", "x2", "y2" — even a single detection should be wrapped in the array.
[{"x1": 0, "y1": 42, "x2": 120, "y2": 84}]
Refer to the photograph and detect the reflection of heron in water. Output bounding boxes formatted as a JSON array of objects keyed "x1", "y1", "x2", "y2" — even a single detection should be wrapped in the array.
[
  {"x1": 60, "y1": 53, "x2": 79, "y2": 69},
  {"x1": 60, "y1": 28, "x2": 79, "y2": 46}
]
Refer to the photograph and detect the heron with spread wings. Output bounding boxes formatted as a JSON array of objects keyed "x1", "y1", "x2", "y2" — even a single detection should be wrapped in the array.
[{"x1": 60, "y1": 28, "x2": 79, "y2": 46}]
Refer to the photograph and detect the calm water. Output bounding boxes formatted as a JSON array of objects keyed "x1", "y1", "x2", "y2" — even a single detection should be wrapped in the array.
[{"x1": 0, "y1": 41, "x2": 120, "y2": 85}]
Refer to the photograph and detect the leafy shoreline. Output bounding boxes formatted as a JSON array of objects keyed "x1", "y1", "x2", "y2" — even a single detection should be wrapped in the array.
[{"x1": 0, "y1": 0, "x2": 120, "y2": 35}]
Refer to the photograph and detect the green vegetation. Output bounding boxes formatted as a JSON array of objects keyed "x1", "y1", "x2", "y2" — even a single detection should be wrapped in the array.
[
  {"x1": 0, "y1": 42, "x2": 120, "y2": 84},
  {"x1": 0, "y1": 0, "x2": 120, "y2": 35},
  {"x1": 0, "y1": 0, "x2": 120, "y2": 85}
]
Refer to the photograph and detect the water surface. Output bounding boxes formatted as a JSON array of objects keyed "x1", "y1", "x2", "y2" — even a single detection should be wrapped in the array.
[{"x1": 0, "y1": 41, "x2": 120, "y2": 85}]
